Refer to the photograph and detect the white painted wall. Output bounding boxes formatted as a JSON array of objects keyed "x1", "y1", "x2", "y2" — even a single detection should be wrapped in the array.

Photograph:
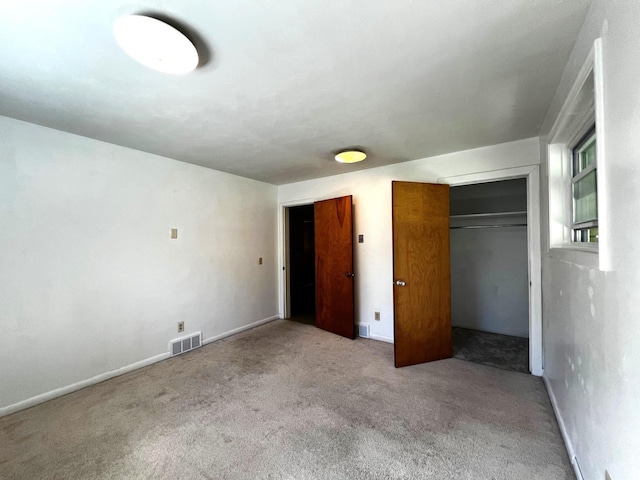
[
  {"x1": 0, "y1": 116, "x2": 278, "y2": 414},
  {"x1": 277, "y1": 138, "x2": 540, "y2": 344},
  {"x1": 450, "y1": 224, "x2": 529, "y2": 337},
  {"x1": 539, "y1": 1, "x2": 640, "y2": 479}
]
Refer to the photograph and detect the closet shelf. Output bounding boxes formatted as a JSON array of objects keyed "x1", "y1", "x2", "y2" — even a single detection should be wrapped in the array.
[{"x1": 450, "y1": 211, "x2": 527, "y2": 219}]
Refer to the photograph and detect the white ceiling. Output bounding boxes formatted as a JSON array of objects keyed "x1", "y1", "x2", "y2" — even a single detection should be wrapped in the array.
[{"x1": 0, "y1": 1, "x2": 591, "y2": 185}]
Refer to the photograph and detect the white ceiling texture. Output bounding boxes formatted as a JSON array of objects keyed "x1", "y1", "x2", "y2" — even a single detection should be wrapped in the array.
[{"x1": 0, "y1": 1, "x2": 591, "y2": 184}]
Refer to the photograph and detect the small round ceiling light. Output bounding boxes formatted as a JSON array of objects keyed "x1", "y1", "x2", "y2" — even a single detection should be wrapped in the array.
[
  {"x1": 335, "y1": 150, "x2": 367, "y2": 164},
  {"x1": 114, "y1": 15, "x2": 199, "y2": 75}
]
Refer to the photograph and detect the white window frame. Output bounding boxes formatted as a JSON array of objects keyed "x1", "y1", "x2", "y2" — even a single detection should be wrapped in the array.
[{"x1": 547, "y1": 38, "x2": 609, "y2": 271}]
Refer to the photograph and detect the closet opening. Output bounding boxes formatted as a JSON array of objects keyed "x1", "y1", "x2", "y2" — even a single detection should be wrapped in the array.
[
  {"x1": 449, "y1": 178, "x2": 529, "y2": 373},
  {"x1": 286, "y1": 204, "x2": 316, "y2": 326}
]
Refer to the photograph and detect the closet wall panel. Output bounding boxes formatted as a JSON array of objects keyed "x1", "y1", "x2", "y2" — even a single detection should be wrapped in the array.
[{"x1": 449, "y1": 179, "x2": 529, "y2": 337}]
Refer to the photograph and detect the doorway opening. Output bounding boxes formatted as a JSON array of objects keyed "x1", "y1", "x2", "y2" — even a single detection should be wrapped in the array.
[
  {"x1": 283, "y1": 196, "x2": 356, "y2": 339},
  {"x1": 287, "y1": 204, "x2": 316, "y2": 326},
  {"x1": 439, "y1": 165, "x2": 542, "y2": 375},
  {"x1": 449, "y1": 178, "x2": 529, "y2": 373}
]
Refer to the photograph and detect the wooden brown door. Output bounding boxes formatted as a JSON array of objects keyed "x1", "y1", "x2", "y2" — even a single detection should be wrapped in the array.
[
  {"x1": 392, "y1": 181, "x2": 451, "y2": 367},
  {"x1": 314, "y1": 196, "x2": 355, "y2": 339}
]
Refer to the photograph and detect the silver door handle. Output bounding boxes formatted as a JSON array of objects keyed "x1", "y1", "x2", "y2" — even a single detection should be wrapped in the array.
[
  {"x1": 345, "y1": 272, "x2": 355, "y2": 278},
  {"x1": 395, "y1": 280, "x2": 406, "y2": 286}
]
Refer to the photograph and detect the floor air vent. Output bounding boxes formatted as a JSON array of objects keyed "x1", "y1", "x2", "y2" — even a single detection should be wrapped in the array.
[
  {"x1": 358, "y1": 324, "x2": 370, "y2": 338},
  {"x1": 170, "y1": 332, "x2": 202, "y2": 356}
]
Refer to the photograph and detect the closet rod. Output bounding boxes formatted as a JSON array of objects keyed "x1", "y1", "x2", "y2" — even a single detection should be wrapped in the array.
[{"x1": 450, "y1": 223, "x2": 527, "y2": 230}]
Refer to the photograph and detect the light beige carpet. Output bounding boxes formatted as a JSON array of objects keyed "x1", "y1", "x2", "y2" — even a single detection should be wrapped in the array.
[{"x1": 0, "y1": 320, "x2": 572, "y2": 479}]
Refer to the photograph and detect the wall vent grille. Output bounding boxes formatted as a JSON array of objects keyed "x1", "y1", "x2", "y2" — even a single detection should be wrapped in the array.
[
  {"x1": 358, "y1": 324, "x2": 370, "y2": 338},
  {"x1": 170, "y1": 332, "x2": 202, "y2": 356}
]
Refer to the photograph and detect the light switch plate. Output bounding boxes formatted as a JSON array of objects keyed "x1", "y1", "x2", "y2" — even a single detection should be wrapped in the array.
[
  {"x1": 171, "y1": 228, "x2": 178, "y2": 239},
  {"x1": 258, "y1": 257, "x2": 263, "y2": 265}
]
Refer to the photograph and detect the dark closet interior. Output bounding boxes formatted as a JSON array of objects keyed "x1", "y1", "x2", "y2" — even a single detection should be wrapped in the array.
[
  {"x1": 288, "y1": 204, "x2": 316, "y2": 321},
  {"x1": 449, "y1": 178, "x2": 530, "y2": 373}
]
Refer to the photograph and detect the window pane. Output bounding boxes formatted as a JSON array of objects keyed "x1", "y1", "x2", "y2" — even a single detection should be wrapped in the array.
[
  {"x1": 574, "y1": 170, "x2": 597, "y2": 224},
  {"x1": 573, "y1": 227, "x2": 598, "y2": 243},
  {"x1": 578, "y1": 136, "x2": 596, "y2": 172}
]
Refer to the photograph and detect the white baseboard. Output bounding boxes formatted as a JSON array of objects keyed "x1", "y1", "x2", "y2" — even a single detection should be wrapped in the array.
[
  {"x1": 543, "y1": 375, "x2": 583, "y2": 480},
  {"x1": 0, "y1": 352, "x2": 170, "y2": 418},
  {"x1": 369, "y1": 333, "x2": 394, "y2": 344},
  {"x1": 0, "y1": 314, "x2": 281, "y2": 418},
  {"x1": 452, "y1": 324, "x2": 529, "y2": 339},
  {"x1": 203, "y1": 315, "x2": 280, "y2": 345}
]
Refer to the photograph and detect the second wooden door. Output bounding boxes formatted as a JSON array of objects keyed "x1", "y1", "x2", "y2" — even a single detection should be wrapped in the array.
[{"x1": 314, "y1": 196, "x2": 355, "y2": 339}]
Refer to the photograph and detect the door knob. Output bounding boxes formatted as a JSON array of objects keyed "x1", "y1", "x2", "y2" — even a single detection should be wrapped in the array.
[
  {"x1": 395, "y1": 280, "x2": 406, "y2": 286},
  {"x1": 345, "y1": 272, "x2": 355, "y2": 278}
]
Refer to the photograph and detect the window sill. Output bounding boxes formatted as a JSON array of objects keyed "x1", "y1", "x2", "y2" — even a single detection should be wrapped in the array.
[{"x1": 549, "y1": 243, "x2": 599, "y2": 268}]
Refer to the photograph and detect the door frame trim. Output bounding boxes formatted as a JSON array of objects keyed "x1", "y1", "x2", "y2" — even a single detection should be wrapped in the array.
[{"x1": 438, "y1": 165, "x2": 543, "y2": 376}]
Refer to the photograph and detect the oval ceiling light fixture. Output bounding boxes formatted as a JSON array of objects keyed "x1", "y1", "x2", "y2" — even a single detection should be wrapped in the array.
[
  {"x1": 113, "y1": 15, "x2": 199, "y2": 75},
  {"x1": 335, "y1": 150, "x2": 367, "y2": 164}
]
